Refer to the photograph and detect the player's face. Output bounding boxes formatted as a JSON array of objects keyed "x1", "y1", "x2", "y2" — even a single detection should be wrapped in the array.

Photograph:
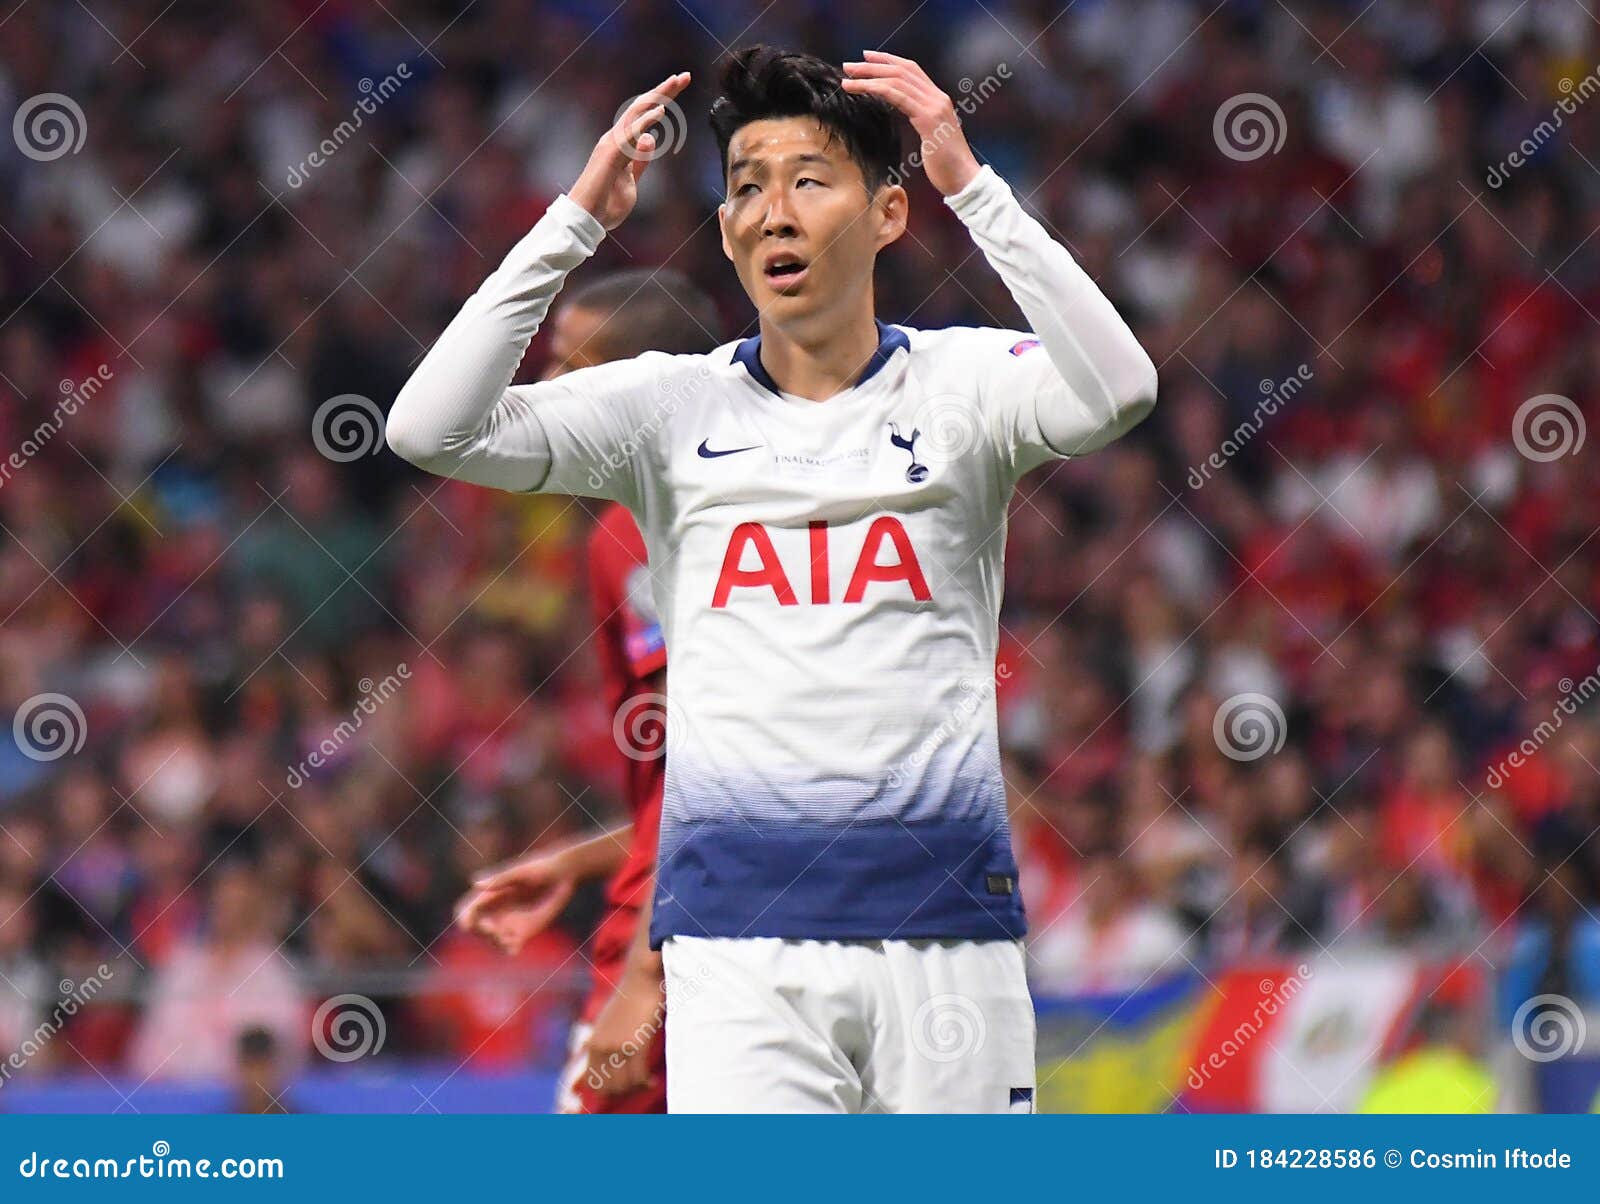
[
  {"x1": 718, "y1": 116, "x2": 905, "y2": 326},
  {"x1": 541, "y1": 304, "x2": 611, "y2": 379}
]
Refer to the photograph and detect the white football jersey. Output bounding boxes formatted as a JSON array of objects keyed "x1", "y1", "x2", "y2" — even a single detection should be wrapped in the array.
[{"x1": 385, "y1": 166, "x2": 1158, "y2": 946}]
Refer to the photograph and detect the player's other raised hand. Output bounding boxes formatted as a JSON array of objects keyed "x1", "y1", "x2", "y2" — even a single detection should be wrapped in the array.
[
  {"x1": 568, "y1": 71, "x2": 692, "y2": 230},
  {"x1": 841, "y1": 51, "x2": 979, "y2": 197},
  {"x1": 454, "y1": 848, "x2": 577, "y2": 954}
]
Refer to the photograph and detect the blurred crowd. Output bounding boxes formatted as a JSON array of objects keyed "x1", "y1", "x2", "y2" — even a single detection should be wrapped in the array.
[{"x1": 2, "y1": 0, "x2": 1600, "y2": 1084}]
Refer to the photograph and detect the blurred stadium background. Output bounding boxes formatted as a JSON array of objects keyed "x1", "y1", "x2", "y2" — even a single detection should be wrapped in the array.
[{"x1": 3, "y1": 0, "x2": 1600, "y2": 1113}]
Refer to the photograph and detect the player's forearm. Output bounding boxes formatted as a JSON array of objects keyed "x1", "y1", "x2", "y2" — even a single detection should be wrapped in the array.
[
  {"x1": 946, "y1": 165, "x2": 1158, "y2": 453},
  {"x1": 562, "y1": 824, "x2": 634, "y2": 881},
  {"x1": 385, "y1": 194, "x2": 607, "y2": 489}
]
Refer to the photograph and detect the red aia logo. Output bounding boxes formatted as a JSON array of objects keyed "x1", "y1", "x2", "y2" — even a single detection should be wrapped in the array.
[{"x1": 712, "y1": 517, "x2": 931, "y2": 607}]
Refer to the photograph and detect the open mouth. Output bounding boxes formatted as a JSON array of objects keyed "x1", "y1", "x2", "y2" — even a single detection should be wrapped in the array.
[{"x1": 763, "y1": 256, "x2": 809, "y2": 291}]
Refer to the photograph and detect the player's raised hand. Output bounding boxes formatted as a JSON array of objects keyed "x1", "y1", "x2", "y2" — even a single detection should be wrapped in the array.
[
  {"x1": 454, "y1": 848, "x2": 576, "y2": 954},
  {"x1": 568, "y1": 72, "x2": 692, "y2": 230},
  {"x1": 841, "y1": 51, "x2": 980, "y2": 197}
]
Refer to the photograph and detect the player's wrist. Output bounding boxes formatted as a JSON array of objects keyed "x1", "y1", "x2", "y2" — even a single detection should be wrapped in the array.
[
  {"x1": 929, "y1": 151, "x2": 981, "y2": 198},
  {"x1": 620, "y1": 955, "x2": 664, "y2": 994},
  {"x1": 941, "y1": 161, "x2": 998, "y2": 211},
  {"x1": 552, "y1": 189, "x2": 608, "y2": 242}
]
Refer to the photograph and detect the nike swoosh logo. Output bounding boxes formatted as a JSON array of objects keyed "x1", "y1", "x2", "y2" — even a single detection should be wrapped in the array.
[{"x1": 697, "y1": 439, "x2": 762, "y2": 459}]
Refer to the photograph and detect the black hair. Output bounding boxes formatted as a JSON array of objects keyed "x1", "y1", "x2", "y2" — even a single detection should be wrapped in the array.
[
  {"x1": 708, "y1": 44, "x2": 901, "y2": 192},
  {"x1": 563, "y1": 268, "x2": 723, "y2": 356}
]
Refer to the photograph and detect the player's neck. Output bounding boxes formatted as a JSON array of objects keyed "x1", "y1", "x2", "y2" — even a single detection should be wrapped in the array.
[{"x1": 755, "y1": 297, "x2": 882, "y2": 402}]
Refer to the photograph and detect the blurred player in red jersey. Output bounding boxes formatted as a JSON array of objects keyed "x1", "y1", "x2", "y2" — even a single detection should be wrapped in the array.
[{"x1": 454, "y1": 268, "x2": 721, "y2": 1112}]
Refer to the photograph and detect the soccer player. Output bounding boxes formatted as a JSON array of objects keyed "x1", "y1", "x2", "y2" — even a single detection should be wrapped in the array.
[
  {"x1": 390, "y1": 45, "x2": 1157, "y2": 1112},
  {"x1": 454, "y1": 268, "x2": 722, "y2": 1112}
]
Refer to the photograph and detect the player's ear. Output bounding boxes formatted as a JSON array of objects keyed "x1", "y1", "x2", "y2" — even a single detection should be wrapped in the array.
[
  {"x1": 872, "y1": 182, "x2": 908, "y2": 252},
  {"x1": 717, "y1": 201, "x2": 733, "y2": 261}
]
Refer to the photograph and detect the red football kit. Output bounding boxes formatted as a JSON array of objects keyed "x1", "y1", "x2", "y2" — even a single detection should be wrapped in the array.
[{"x1": 559, "y1": 503, "x2": 667, "y2": 1114}]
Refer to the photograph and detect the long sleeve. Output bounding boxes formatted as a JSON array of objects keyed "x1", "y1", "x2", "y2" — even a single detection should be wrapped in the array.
[
  {"x1": 945, "y1": 164, "x2": 1158, "y2": 462},
  {"x1": 384, "y1": 193, "x2": 607, "y2": 492}
]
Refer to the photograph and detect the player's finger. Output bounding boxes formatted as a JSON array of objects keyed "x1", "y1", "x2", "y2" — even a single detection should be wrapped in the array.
[
  {"x1": 847, "y1": 64, "x2": 939, "y2": 106},
  {"x1": 519, "y1": 883, "x2": 571, "y2": 933},
  {"x1": 842, "y1": 60, "x2": 906, "y2": 78},
  {"x1": 627, "y1": 103, "x2": 665, "y2": 136},
  {"x1": 617, "y1": 72, "x2": 689, "y2": 130},
  {"x1": 455, "y1": 889, "x2": 495, "y2": 931},
  {"x1": 841, "y1": 77, "x2": 912, "y2": 110},
  {"x1": 862, "y1": 49, "x2": 934, "y2": 88},
  {"x1": 619, "y1": 104, "x2": 666, "y2": 154}
]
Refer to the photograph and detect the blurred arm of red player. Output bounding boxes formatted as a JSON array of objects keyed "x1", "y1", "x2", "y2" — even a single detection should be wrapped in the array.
[
  {"x1": 582, "y1": 886, "x2": 664, "y2": 1095},
  {"x1": 455, "y1": 826, "x2": 632, "y2": 954}
]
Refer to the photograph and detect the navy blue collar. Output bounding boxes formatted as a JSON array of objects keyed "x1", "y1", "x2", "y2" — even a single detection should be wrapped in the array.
[{"x1": 733, "y1": 320, "x2": 909, "y2": 397}]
